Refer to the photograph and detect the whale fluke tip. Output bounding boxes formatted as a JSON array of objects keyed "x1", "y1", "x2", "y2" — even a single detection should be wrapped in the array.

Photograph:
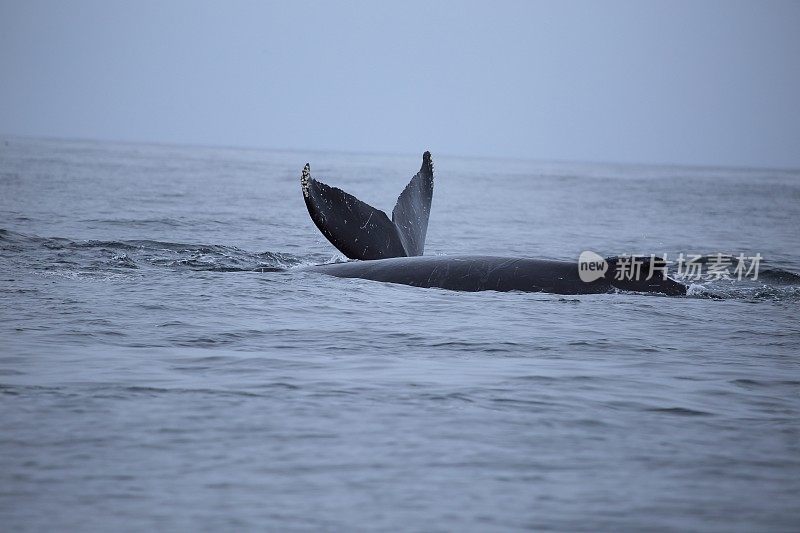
[
  {"x1": 301, "y1": 163, "x2": 311, "y2": 198},
  {"x1": 421, "y1": 151, "x2": 433, "y2": 173}
]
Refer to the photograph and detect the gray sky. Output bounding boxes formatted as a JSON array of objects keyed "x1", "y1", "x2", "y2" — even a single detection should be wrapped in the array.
[{"x1": 1, "y1": 0, "x2": 798, "y2": 168}]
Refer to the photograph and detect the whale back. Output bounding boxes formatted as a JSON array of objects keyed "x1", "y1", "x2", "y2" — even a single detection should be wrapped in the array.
[{"x1": 306, "y1": 255, "x2": 687, "y2": 296}]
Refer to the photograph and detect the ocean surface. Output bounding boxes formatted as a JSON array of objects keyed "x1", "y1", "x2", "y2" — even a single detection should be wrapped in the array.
[{"x1": 1, "y1": 137, "x2": 799, "y2": 532}]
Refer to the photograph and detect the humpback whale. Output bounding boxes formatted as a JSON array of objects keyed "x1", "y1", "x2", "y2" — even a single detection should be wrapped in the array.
[{"x1": 300, "y1": 152, "x2": 686, "y2": 296}]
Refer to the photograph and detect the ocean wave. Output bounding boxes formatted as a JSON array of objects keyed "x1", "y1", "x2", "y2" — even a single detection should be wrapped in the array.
[{"x1": 0, "y1": 228, "x2": 311, "y2": 273}]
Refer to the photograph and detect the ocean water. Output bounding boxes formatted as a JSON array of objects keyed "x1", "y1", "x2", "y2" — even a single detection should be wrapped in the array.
[{"x1": 1, "y1": 137, "x2": 799, "y2": 531}]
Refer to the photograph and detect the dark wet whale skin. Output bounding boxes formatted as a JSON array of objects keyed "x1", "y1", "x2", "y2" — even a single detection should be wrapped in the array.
[
  {"x1": 301, "y1": 151, "x2": 686, "y2": 296},
  {"x1": 306, "y1": 255, "x2": 687, "y2": 295},
  {"x1": 301, "y1": 152, "x2": 434, "y2": 260}
]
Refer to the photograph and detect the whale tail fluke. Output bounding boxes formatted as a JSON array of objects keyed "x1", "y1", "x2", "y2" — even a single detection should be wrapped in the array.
[
  {"x1": 391, "y1": 151, "x2": 434, "y2": 257},
  {"x1": 301, "y1": 151, "x2": 434, "y2": 260}
]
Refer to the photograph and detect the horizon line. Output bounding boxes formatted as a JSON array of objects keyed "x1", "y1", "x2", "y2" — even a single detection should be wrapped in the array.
[{"x1": 2, "y1": 132, "x2": 799, "y2": 175}]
